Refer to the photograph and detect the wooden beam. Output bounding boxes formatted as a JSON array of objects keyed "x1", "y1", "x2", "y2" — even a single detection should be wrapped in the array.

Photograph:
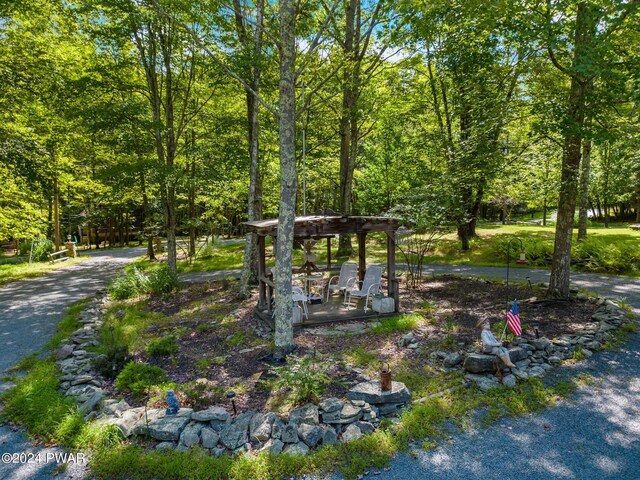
[
  {"x1": 387, "y1": 232, "x2": 399, "y2": 312},
  {"x1": 258, "y1": 235, "x2": 267, "y2": 309},
  {"x1": 358, "y1": 232, "x2": 367, "y2": 283}
]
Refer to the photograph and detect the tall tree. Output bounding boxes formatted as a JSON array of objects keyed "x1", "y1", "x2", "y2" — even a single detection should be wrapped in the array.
[{"x1": 273, "y1": 0, "x2": 297, "y2": 358}]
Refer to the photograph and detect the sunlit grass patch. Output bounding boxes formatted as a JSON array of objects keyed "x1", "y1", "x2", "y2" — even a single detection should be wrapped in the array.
[{"x1": 372, "y1": 314, "x2": 423, "y2": 334}]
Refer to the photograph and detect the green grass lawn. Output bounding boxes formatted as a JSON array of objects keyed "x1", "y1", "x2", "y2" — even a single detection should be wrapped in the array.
[
  {"x1": 420, "y1": 223, "x2": 640, "y2": 276},
  {"x1": 173, "y1": 224, "x2": 639, "y2": 277},
  {"x1": 0, "y1": 256, "x2": 90, "y2": 286}
]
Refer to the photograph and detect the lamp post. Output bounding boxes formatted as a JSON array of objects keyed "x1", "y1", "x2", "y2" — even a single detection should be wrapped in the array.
[{"x1": 502, "y1": 237, "x2": 527, "y2": 340}]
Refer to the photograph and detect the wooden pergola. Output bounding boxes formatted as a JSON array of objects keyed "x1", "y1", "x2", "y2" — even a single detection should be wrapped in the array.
[{"x1": 243, "y1": 215, "x2": 402, "y2": 326}]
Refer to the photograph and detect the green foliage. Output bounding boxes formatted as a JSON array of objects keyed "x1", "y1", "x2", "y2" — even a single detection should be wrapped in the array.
[
  {"x1": 2, "y1": 361, "x2": 82, "y2": 443},
  {"x1": 148, "y1": 263, "x2": 179, "y2": 295},
  {"x1": 115, "y1": 362, "x2": 168, "y2": 398},
  {"x1": 92, "y1": 345, "x2": 131, "y2": 379},
  {"x1": 146, "y1": 335, "x2": 178, "y2": 356},
  {"x1": 372, "y1": 314, "x2": 422, "y2": 334},
  {"x1": 108, "y1": 267, "x2": 150, "y2": 300},
  {"x1": 268, "y1": 355, "x2": 331, "y2": 404},
  {"x1": 19, "y1": 237, "x2": 54, "y2": 261}
]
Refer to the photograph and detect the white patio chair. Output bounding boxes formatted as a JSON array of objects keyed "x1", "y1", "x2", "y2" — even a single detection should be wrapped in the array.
[
  {"x1": 292, "y1": 286, "x2": 309, "y2": 319},
  {"x1": 326, "y1": 262, "x2": 358, "y2": 302},
  {"x1": 344, "y1": 265, "x2": 382, "y2": 311}
]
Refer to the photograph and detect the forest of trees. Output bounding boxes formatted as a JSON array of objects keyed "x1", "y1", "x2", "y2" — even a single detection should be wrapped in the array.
[{"x1": 1, "y1": 1, "x2": 638, "y2": 351}]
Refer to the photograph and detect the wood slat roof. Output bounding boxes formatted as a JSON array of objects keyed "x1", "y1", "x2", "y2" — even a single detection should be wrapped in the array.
[{"x1": 243, "y1": 215, "x2": 401, "y2": 237}]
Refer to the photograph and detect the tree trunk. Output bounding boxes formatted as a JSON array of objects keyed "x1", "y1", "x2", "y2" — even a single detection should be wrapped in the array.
[
  {"x1": 239, "y1": 0, "x2": 264, "y2": 299},
  {"x1": 53, "y1": 178, "x2": 61, "y2": 251},
  {"x1": 140, "y1": 169, "x2": 155, "y2": 261},
  {"x1": 548, "y1": 2, "x2": 596, "y2": 298},
  {"x1": 337, "y1": 0, "x2": 358, "y2": 257},
  {"x1": 542, "y1": 199, "x2": 547, "y2": 227},
  {"x1": 635, "y1": 172, "x2": 640, "y2": 222},
  {"x1": 577, "y1": 133, "x2": 591, "y2": 241},
  {"x1": 274, "y1": 0, "x2": 297, "y2": 359},
  {"x1": 188, "y1": 156, "x2": 197, "y2": 258}
]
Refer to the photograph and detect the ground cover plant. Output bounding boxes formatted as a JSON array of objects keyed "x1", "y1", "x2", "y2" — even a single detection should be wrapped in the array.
[{"x1": 0, "y1": 256, "x2": 88, "y2": 286}]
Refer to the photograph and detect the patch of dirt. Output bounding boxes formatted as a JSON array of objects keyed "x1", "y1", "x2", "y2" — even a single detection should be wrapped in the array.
[{"x1": 112, "y1": 276, "x2": 597, "y2": 413}]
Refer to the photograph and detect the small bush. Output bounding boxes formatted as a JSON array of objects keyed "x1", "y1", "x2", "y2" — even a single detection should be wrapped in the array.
[
  {"x1": 146, "y1": 335, "x2": 178, "y2": 356},
  {"x1": 115, "y1": 362, "x2": 168, "y2": 398},
  {"x1": 372, "y1": 314, "x2": 422, "y2": 334},
  {"x1": 108, "y1": 267, "x2": 150, "y2": 300},
  {"x1": 93, "y1": 345, "x2": 131, "y2": 379},
  {"x1": 148, "y1": 263, "x2": 178, "y2": 295},
  {"x1": 268, "y1": 354, "x2": 331, "y2": 404},
  {"x1": 20, "y1": 237, "x2": 54, "y2": 262}
]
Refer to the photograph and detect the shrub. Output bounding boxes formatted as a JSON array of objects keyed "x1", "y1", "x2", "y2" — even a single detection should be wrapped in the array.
[
  {"x1": 93, "y1": 345, "x2": 131, "y2": 379},
  {"x1": 148, "y1": 263, "x2": 178, "y2": 295},
  {"x1": 146, "y1": 335, "x2": 178, "y2": 356},
  {"x1": 268, "y1": 354, "x2": 331, "y2": 403},
  {"x1": 108, "y1": 267, "x2": 150, "y2": 300},
  {"x1": 115, "y1": 362, "x2": 168, "y2": 398},
  {"x1": 19, "y1": 237, "x2": 54, "y2": 262}
]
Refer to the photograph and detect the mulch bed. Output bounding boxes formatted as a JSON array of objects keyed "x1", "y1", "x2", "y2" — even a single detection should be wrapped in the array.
[{"x1": 113, "y1": 276, "x2": 597, "y2": 413}]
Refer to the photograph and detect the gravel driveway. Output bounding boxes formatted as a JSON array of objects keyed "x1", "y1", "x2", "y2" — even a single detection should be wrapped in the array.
[{"x1": 0, "y1": 247, "x2": 143, "y2": 480}]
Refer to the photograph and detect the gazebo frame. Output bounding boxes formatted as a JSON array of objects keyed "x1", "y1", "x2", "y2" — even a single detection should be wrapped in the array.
[{"x1": 243, "y1": 215, "x2": 402, "y2": 326}]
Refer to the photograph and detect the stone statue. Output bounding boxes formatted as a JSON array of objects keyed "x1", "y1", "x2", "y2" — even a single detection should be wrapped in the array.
[
  {"x1": 166, "y1": 389, "x2": 180, "y2": 415},
  {"x1": 478, "y1": 319, "x2": 516, "y2": 368}
]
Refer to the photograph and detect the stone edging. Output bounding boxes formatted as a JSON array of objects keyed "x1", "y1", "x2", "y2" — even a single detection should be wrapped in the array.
[{"x1": 55, "y1": 295, "x2": 411, "y2": 456}]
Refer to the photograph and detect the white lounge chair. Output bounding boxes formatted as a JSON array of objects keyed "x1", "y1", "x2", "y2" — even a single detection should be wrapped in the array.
[
  {"x1": 326, "y1": 262, "x2": 358, "y2": 302},
  {"x1": 344, "y1": 265, "x2": 382, "y2": 311}
]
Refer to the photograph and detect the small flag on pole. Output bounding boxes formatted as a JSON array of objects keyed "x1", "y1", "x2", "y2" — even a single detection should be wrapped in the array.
[{"x1": 506, "y1": 299, "x2": 522, "y2": 336}]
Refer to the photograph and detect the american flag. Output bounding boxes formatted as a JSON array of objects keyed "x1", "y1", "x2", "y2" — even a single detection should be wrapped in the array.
[{"x1": 506, "y1": 299, "x2": 522, "y2": 336}]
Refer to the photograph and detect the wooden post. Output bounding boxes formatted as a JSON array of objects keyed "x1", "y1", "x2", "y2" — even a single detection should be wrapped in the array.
[
  {"x1": 326, "y1": 236, "x2": 332, "y2": 271},
  {"x1": 387, "y1": 231, "x2": 399, "y2": 312},
  {"x1": 357, "y1": 232, "x2": 366, "y2": 282},
  {"x1": 258, "y1": 235, "x2": 266, "y2": 309}
]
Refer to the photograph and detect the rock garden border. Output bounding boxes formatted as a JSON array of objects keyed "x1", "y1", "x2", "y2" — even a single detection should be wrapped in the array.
[{"x1": 55, "y1": 288, "x2": 634, "y2": 458}]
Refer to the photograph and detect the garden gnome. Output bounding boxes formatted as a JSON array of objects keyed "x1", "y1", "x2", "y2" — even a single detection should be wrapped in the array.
[
  {"x1": 166, "y1": 389, "x2": 180, "y2": 415},
  {"x1": 478, "y1": 319, "x2": 516, "y2": 368}
]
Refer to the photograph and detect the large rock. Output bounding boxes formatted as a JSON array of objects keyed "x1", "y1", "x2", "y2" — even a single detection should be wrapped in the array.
[
  {"x1": 220, "y1": 411, "x2": 254, "y2": 450},
  {"x1": 192, "y1": 406, "x2": 230, "y2": 423},
  {"x1": 200, "y1": 427, "x2": 220, "y2": 449},
  {"x1": 463, "y1": 348, "x2": 527, "y2": 373},
  {"x1": 322, "y1": 426, "x2": 338, "y2": 445},
  {"x1": 179, "y1": 422, "x2": 204, "y2": 448},
  {"x1": 283, "y1": 442, "x2": 309, "y2": 456},
  {"x1": 281, "y1": 424, "x2": 298, "y2": 444},
  {"x1": 297, "y1": 423, "x2": 323, "y2": 448},
  {"x1": 341, "y1": 424, "x2": 363, "y2": 443},
  {"x1": 443, "y1": 352, "x2": 463, "y2": 367},
  {"x1": 144, "y1": 408, "x2": 193, "y2": 441},
  {"x1": 260, "y1": 438, "x2": 284, "y2": 455},
  {"x1": 250, "y1": 412, "x2": 276, "y2": 442},
  {"x1": 99, "y1": 406, "x2": 145, "y2": 437},
  {"x1": 288, "y1": 404, "x2": 319, "y2": 426},
  {"x1": 319, "y1": 397, "x2": 343, "y2": 413},
  {"x1": 347, "y1": 381, "x2": 411, "y2": 405}
]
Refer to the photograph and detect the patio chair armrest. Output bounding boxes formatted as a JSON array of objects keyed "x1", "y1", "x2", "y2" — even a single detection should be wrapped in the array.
[
  {"x1": 327, "y1": 275, "x2": 339, "y2": 287},
  {"x1": 345, "y1": 277, "x2": 358, "y2": 289},
  {"x1": 366, "y1": 283, "x2": 381, "y2": 296}
]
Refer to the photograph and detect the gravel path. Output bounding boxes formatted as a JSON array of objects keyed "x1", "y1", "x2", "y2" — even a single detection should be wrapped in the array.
[{"x1": 0, "y1": 247, "x2": 143, "y2": 480}]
